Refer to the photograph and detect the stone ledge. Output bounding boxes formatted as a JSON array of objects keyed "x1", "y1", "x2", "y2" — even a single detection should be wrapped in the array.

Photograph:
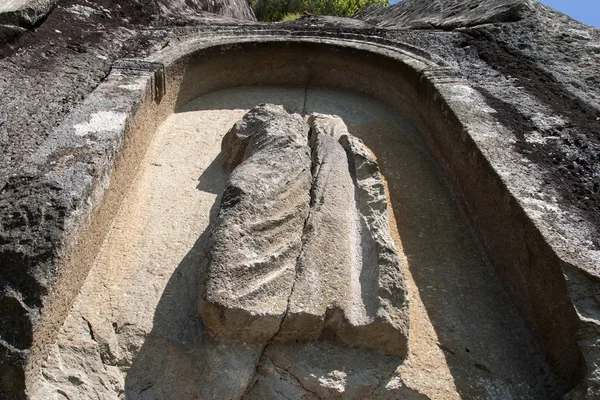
[
  {"x1": 0, "y1": 56, "x2": 163, "y2": 398},
  {"x1": 1, "y1": 29, "x2": 597, "y2": 397},
  {"x1": 0, "y1": 0, "x2": 58, "y2": 28}
]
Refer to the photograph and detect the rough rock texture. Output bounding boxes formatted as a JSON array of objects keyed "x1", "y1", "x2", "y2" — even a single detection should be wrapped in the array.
[
  {"x1": 279, "y1": 115, "x2": 409, "y2": 357},
  {"x1": 0, "y1": 1, "x2": 255, "y2": 398},
  {"x1": 0, "y1": 0, "x2": 254, "y2": 31},
  {"x1": 336, "y1": 132, "x2": 409, "y2": 355},
  {"x1": 357, "y1": 0, "x2": 536, "y2": 29},
  {"x1": 355, "y1": 0, "x2": 600, "y2": 229},
  {"x1": 0, "y1": 0, "x2": 58, "y2": 27},
  {"x1": 356, "y1": 1, "x2": 600, "y2": 396},
  {"x1": 199, "y1": 104, "x2": 312, "y2": 343},
  {"x1": 244, "y1": 342, "x2": 427, "y2": 399},
  {"x1": 0, "y1": 60, "x2": 167, "y2": 399},
  {"x1": 1, "y1": 0, "x2": 600, "y2": 398},
  {"x1": 156, "y1": 0, "x2": 256, "y2": 22},
  {"x1": 278, "y1": 116, "x2": 360, "y2": 342},
  {"x1": 28, "y1": 101, "x2": 266, "y2": 400},
  {"x1": 201, "y1": 108, "x2": 409, "y2": 355},
  {"x1": 30, "y1": 87, "x2": 560, "y2": 399}
]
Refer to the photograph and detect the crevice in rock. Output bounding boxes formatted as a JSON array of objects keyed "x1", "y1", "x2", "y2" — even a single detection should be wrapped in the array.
[
  {"x1": 80, "y1": 315, "x2": 117, "y2": 370},
  {"x1": 301, "y1": 51, "x2": 320, "y2": 115},
  {"x1": 241, "y1": 125, "x2": 319, "y2": 398},
  {"x1": 81, "y1": 316, "x2": 96, "y2": 342},
  {"x1": 268, "y1": 354, "x2": 323, "y2": 399},
  {"x1": 276, "y1": 121, "x2": 320, "y2": 332}
]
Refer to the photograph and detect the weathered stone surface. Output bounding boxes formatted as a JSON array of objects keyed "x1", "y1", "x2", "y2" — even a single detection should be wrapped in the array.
[
  {"x1": 357, "y1": 0, "x2": 535, "y2": 29},
  {"x1": 0, "y1": 6, "x2": 255, "y2": 396},
  {"x1": 0, "y1": 0, "x2": 255, "y2": 30},
  {"x1": 0, "y1": 62, "x2": 167, "y2": 399},
  {"x1": 244, "y1": 342, "x2": 427, "y2": 399},
  {"x1": 220, "y1": 104, "x2": 293, "y2": 170},
  {"x1": 277, "y1": 115, "x2": 358, "y2": 342},
  {"x1": 203, "y1": 109, "x2": 408, "y2": 355},
  {"x1": 278, "y1": 114, "x2": 409, "y2": 357},
  {"x1": 199, "y1": 104, "x2": 312, "y2": 343},
  {"x1": 30, "y1": 88, "x2": 563, "y2": 399},
  {"x1": 1, "y1": 0, "x2": 599, "y2": 397},
  {"x1": 157, "y1": 0, "x2": 256, "y2": 23},
  {"x1": 0, "y1": 0, "x2": 57, "y2": 28},
  {"x1": 338, "y1": 129, "x2": 409, "y2": 355}
]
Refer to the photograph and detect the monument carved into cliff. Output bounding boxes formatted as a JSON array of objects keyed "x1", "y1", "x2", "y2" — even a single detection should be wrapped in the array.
[
  {"x1": 199, "y1": 104, "x2": 409, "y2": 356},
  {"x1": 2, "y1": 0, "x2": 599, "y2": 398}
]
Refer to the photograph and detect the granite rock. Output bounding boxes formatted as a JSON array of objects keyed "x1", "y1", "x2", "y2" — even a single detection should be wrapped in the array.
[
  {"x1": 278, "y1": 114, "x2": 409, "y2": 357},
  {"x1": 356, "y1": 0, "x2": 536, "y2": 29},
  {"x1": 1, "y1": 0, "x2": 599, "y2": 397},
  {"x1": 0, "y1": 0, "x2": 58, "y2": 28},
  {"x1": 244, "y1": 342, "x2": 427, "y2": 399},
  {"x1": 202, "y1": 109, "x2": 409, "y2": 356},
  {"x1": 199, "y1": 104, "x2": 312, "y2": 343}
]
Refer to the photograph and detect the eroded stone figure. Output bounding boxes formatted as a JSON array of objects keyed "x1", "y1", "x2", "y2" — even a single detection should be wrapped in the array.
[{"x1": 199, "y1": 104, "x2": 409, "y2": 357}]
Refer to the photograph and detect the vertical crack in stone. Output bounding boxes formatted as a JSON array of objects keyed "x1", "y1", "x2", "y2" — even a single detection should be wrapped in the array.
[
  {"x1": 200, "y1": 105, "x2": 409, "y2": 365},
  {"x1": 82, "y1": 316, "x2": 96, "y2": 342},
  {"x1": 277, "y1": 114, "x2": 409, "y2": 357},
  {"x1": 275, "y1": 119, "x2": 320, "y2": 332},
  {"x1": 302, "y1": 50, "x2": 320, "y2": 115},
  {"x1": 241, "y1": 123, "x2": 319, "y2": 399},
  {"x1": 266, "y1": 353, "x2": 324, "y2": 399},
  {"x1": 199, "y1": 104, "x2": 312, "y2": 344}
]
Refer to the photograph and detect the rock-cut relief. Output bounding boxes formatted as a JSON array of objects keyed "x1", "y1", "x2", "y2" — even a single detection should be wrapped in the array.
[{"x1": 198, "y1": 104, "x2": 409, "y2": 357}]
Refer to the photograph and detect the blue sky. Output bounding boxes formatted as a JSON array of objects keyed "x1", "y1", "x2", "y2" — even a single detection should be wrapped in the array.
[
  {"x1": 387, "y1": 0, "x2": 600, "y2": 28},
  {"x1": 538, "y1": 0, "x2": 600, "y2": 27}
]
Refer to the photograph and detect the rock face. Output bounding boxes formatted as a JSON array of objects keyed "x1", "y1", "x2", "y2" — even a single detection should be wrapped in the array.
[
  {"x1": 278, "y1": 115, "x2": 361, "y2": 343},
  {"x1": 243, "y1": 343, "x2": 427, "y2": 400},
  {"x1": 0, "y1": 1, "x2": 256, "y2": 397},
  {"x1": 0, "y1": 0, "x2": 254, "y2": 30},
  {"x1": 200, "y1": 106, "x2": 409, "y2": 356},
  {"x1": 0, "y1": 0, "x2": 58, "y2": 28},
  {"x1": 1, "y1": 0, "x2": 600, "y2": 397},
  {"x1": 278, "y1": 115, "x2": 409, "y2": 356},
  {"x1": 356, "y1": 0, "x2": 536, "y2": 29},
  {"x1": 156, "y1": 0, "x2": 256, "y2": 22},
  {"x1": 199, "y1": 104, "x2": 312, "y2": 343}
]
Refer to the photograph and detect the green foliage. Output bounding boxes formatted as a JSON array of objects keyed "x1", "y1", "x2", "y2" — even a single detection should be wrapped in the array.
[
  {"x1": 281, "y1": 12, "x2": 303, "y2": 21},
  {"x1": 250, "y1": 0, "x2": 388, "y2": 22}
]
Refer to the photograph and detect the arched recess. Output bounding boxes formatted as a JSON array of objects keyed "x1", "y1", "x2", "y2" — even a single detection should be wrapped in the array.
[
  {"x1": 25, "y1": 34, "x2": 586, "y2": 397},
  {"x1": 146, "y1": 35, "x2": 585, "y2": 392}
]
